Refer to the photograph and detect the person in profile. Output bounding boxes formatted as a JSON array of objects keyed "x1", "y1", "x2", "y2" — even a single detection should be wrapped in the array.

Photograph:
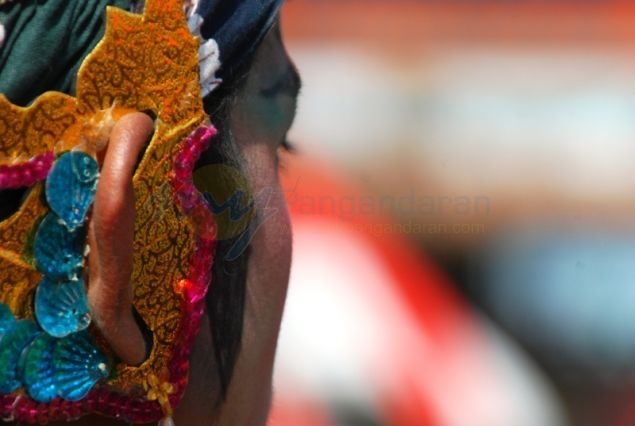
[{"x1": 0, "y1": 0, "x2": 299, "y2": 424}]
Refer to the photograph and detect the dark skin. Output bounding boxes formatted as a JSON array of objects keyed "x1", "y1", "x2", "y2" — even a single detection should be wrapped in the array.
[
  {"x1": 42, "y1": 23, "x2": 300, "y2": 426},
  {"x1": 88, "y1": 112, "x2": 153, "y2": 368}
]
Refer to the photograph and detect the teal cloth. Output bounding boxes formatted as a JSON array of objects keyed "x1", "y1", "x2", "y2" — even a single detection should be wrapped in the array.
[{"x1": 0, "y1": 0, "x2": 132, "y2": 106}]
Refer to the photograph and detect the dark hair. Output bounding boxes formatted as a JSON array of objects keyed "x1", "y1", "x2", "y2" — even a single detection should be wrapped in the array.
[
  {"x1": 197, "y1": 53, "x2": 257, "y2": 400},
  {"x1": 198, "y1": 97, "x2": 249, "y2": 401}
]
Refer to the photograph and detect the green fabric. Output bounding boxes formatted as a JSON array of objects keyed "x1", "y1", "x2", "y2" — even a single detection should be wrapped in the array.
[{"x1": 0, "y1": 0, "x2": 132, "y2": 106}]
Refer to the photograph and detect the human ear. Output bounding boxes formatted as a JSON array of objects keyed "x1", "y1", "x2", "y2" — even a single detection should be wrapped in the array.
[{"x1": 87, "y1": 112, "x2": 154, "y2": 366}]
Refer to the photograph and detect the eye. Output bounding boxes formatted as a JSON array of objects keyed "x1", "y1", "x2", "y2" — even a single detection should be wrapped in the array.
[
  {"x1": 277, "y1": 139, "x2": 296, "y2": 171},
  {"x1": 280, "y1": 139, "x2": 295, "y2": 153}
]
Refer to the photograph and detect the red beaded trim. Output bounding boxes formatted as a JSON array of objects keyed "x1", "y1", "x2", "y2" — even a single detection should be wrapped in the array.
[
  {"x1": 166, "y1": 124, "x2": 218, "y2": 417},
  {"x1": 0, "y1": 152, "x2": 54, "y2": 189}
]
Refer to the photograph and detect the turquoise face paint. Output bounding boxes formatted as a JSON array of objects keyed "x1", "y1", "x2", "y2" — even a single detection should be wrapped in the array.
[
  {"x1": 240, "y1": 85, "x2": 298, "y2": 148},
  {"x1": 255, "y1": 93, "x2": 287, "y2": 133}
]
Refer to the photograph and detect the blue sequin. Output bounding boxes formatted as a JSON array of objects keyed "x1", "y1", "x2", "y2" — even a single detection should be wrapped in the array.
[
  {"x1": 53, "y1": 332, "x2": 109, "y2": 401},
  {"x1": 35, "y1": 277, "x2": 91, "y2": 338},
  {"x1": 0, "y1": 320, "x2": 40, "y2": 393},
  {"x1": 0, "y1": 149, "x2": 108, "y2": 403},
  {"x1": 0, "y1": 303, "x2": 16, "y2": 339},
  {"x1": 45, "y1": 151, "x2": 99, "y2": 231},
  {"x1": 23, "y1": 333, "x2": 58, "y2": 403},
  {"x1": 34, "y1": 213, "x2": 86, "y2": 281}
]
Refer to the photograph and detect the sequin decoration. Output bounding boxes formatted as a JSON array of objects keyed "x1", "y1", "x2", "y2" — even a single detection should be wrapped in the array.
[
  {"x1": 53, "y1": 331, "x2": 109, "y2": 401},
  {"x1": 45, "y1": 151, "x2": 99, "y2": 231},
  {"x1": 0, "y1": 303, "x2": 110, "y2": 404},
  {"x1": 20, "y1": 323, "x2": 110, "y2": 404},
  {"x1": 34, "y1": 213, "x2": 86, "y2": 281},
  {"x1": 0, "y1": 304, "x2": 16, "y2": 338},
  {"x1": 0, "y1": 320, "x2": 39, "y2": 393},
  {"x1": 23, "y1": 333, "x2": 58, "y2": 403},
  {"x1": 34, "y1": 277, "x2": 90, "y2": 338}
]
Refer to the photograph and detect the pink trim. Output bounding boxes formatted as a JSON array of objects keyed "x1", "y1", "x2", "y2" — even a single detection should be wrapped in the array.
[{"x1": 0, "y1": 152, "x2": 54, "y2": 190}]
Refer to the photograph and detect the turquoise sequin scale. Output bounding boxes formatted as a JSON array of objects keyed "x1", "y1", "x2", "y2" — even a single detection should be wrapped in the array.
[
  {"x1": 0, "y1": 151, "x2": 110, "y2": 402},
  {"x1": 34, "y1": 213, "x2": 86, "y2": 281},
  {"x1": 35, "y1": 277, "x2": 91, "y2": 338},
  {"x1": 45, "y1": 151, "x2": 99, "y2": 231}
]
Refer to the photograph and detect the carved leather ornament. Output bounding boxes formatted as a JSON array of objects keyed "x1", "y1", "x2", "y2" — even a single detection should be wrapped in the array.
[{"x1": 0, "y1": 0, "x2": 217, "y2": 423}]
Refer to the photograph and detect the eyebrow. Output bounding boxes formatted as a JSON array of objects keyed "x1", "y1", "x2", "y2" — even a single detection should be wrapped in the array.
[{"x1": 260, "y1": 64, "x2": 302, "y2": 100}]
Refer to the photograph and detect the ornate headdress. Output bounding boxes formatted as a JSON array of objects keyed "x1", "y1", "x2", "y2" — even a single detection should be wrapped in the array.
[{"x1": 0, "y1": 0, "x2": 281, "y2": 423}]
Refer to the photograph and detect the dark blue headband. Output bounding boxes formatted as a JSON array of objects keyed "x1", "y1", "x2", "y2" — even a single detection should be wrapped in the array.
[{"x1": 196, "y1": 0, "x2": 284, "y2": 84}]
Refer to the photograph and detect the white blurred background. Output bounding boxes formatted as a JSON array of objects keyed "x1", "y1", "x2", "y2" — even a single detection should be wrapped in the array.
[{"x1": 271, "y1": 2, "x2": 635, "y2": 425}]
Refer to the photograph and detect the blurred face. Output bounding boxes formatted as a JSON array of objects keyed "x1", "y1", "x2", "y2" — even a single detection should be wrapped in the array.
[{"x1": 174, "y1": 22, "x2": 301, "y2": 425}]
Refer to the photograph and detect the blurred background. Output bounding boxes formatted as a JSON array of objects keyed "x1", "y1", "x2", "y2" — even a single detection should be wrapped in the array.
[{"x1": 270, "y1": 1, "x2": 635, "y2": 425}]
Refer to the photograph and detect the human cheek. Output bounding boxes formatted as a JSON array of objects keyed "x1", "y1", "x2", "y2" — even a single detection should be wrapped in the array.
[
  {"x1": 229, "y1": 136, "x2": 295, "y2": 351},
  {"x1": 210, "y1": 146, "x2": 292, "y2": 424},
  {"x1": 241, "y1": 145, "x2": 292, "y2": 336}
]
